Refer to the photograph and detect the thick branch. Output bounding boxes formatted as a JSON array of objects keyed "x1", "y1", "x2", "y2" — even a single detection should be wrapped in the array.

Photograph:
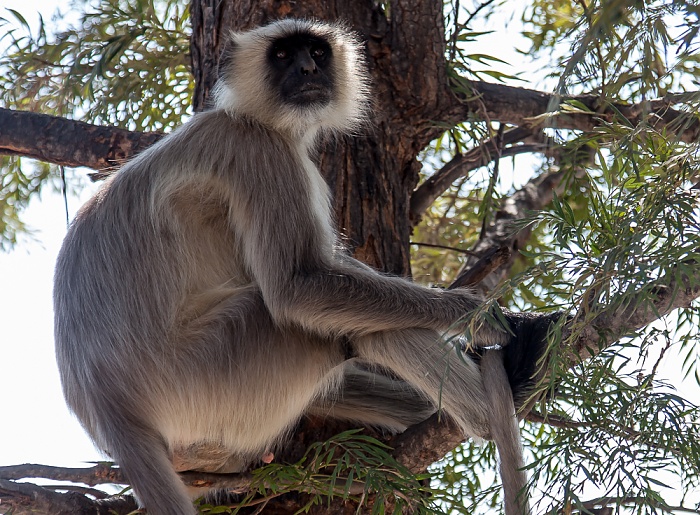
[
  {"x1": 565, "y1": 270, "x2": 700, "y2": 363},
  {"x1": 0, "y1": 463, "x2": 124, "y2": 486},
  {"x1": 0, "y1": 463, "x2": 255, "y2": 515},
  {"x1": 0, "y1": 463, "x2": 252, "y2": 492},
  {"x1": 2, "y1": 86, "x2": 697, "y2": 172},
  {"x1": 0, "y1": 108, "x2": 161, "y2": 170},
  {"x1": 438, "y1": 82, "x2": 700, "y2": 145}
]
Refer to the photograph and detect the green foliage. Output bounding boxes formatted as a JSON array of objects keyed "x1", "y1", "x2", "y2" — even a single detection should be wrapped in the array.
[
  {"x1": 0, "y1": 0, "x2": 191, "y2": 249},
  {"x1": 523, "y1": 0, "x2": 700, "y2": 99},
  {"x1": 530, "y1": 344, "x2": 700, "y2": 514},
  {"x1": 417, "y1": 3, "x2": 700, "y2": 512},
  {"x1": 0, "y1": 0, "x2": 192, "y2": 129},
  {"x1": 411, "y1": 144, "x2": 484, "y2": 286},
  {"x1": 196, "y1": 430, "x2": 466, "y2": 514},
  {"x1": 0, "y1": 155, "x2": 51, "y2": 249},
  {"x1": 437, "y1": 118, "x2": 700, "y2": 513}
]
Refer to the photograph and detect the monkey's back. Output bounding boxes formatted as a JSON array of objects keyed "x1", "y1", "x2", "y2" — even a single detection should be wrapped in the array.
[{"x1": 53, "y1": 110, "x2": 341, "y2": 460}]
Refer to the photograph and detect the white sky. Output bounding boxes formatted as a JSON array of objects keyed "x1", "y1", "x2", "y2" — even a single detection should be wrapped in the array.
[{"x1": 0, "y1": 0, "x2": 698, "y2": 510}]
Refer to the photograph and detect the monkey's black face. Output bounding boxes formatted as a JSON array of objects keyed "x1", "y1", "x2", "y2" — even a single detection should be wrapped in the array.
[{"x1": 268, "y1": 34, "x2": 334, "y2": 107}]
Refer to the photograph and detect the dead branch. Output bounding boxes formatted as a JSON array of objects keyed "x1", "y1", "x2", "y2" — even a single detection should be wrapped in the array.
[
  {"x1": 0, "y1": 479, "x2": 137, "y2": 515},
  {"x1": 0, "y1": 463, "x2": 124, "y2": 486}
]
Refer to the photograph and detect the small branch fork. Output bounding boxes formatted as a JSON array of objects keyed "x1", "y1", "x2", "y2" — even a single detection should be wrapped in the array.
[{"x1": 409, "y1": 126, "x2": 548, "y2": 221}]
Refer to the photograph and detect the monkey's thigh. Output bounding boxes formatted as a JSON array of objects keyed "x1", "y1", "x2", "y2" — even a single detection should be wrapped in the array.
[
  {"x1": 352, "y1": 328, "x2": 491, "y2": 439},
  {"x1": 308, "y1": 363, "x2": 436, "y2": 431},
  {"x1": 164, "y1": 290, "x2": 346, "y2": 472}
]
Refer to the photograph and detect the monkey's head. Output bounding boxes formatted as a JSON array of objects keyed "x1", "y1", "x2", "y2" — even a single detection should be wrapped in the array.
[{"x1": 214, "y1": 19, "x2": 371, "y2": 140}]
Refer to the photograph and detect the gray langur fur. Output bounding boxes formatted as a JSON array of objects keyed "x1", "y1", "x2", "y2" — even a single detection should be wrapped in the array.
[{"x1": 55, "y1": 19, "x2": 534, "y2": 515}]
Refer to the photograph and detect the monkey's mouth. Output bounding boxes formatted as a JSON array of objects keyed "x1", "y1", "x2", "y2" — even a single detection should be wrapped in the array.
[{"x1": 286, "y1": 83, "x2": 332, "y2": 106}]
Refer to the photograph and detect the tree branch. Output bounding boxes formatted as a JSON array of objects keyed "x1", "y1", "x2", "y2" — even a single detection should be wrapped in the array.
[
  {"x1": 564, "y1": 269, "x2": 700, "y2": 364},
  {"x1": 0, "y1": 463, "x2": 124, "y2": 486},
  {"x1": 0, "y1": 463, "x2": 256, "y2": 514},
  {"x1": 409, "y1": 126, "x2": 549, "y2": 221},
  {"x1": 0, "y1": 107, "x2": 162, "y2": 171},
  {"x1": 575, "y1": 496, "x2": 700, "y2": 514},
  {"x1": 0, "y1": 479, "x2": 137, "y2": 515},
  {"x1": 439, "y1": 82, "x2": 700, "y2": 144},
  {"x1": 0, "y1": 463, "x2": 253, "y2": 493},
  {"x1": 2, "y1": 86, "x2": 697, "y2": 173}
]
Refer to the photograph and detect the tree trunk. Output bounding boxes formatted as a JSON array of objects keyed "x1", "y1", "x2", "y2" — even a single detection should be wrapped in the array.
[
  {"x1": 190, "y1": 0, "x2": 449, "y2": 275},
  {"x1": 189, "y1": 2, "x2": 452, "y2": 511}
]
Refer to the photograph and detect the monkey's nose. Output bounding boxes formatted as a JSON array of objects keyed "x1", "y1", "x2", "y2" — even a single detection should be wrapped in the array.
[{"x1": 299, "y1": 54, "x2": 318, "y2": 75}]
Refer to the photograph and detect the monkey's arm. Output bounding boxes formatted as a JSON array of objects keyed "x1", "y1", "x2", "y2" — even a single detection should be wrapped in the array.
[
  {"x1": 230, "y1": 165, "x2": 502, "y2": 340},
  {"x1": 279, "y1": 265, "x2": 491, "y2": 336}
]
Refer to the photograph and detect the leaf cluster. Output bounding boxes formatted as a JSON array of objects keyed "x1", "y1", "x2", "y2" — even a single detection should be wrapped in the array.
[
  {"x1": 500, "y1": 117, "x2": 700, "y2": 512},
  {"x1": 0, "y1": 0, "x2": 191, "y2": 249},
  {"x1": 529, "y1": 344, "x2": 700, "y2": 514},
  {"x1": 0, "y1": 0, "x2": 192, "y2": 130},
  {"x1": 198, "y1": 430, "x2": 465, "y2": 514},
  {"x1": 523, "y1": 0, "x2": 700, "y2": 100}
]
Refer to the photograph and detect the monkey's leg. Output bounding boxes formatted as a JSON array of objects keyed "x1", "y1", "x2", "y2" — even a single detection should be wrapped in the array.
[
  {"x1": 307, "y1": 364, "x2": 436, "y2": 431},
  {"x1": 352, "y1": 329, "x2": 491, "y2": 439},
  {"x1": 95, "y1": 290, "x2": 346, "y2": 515}
]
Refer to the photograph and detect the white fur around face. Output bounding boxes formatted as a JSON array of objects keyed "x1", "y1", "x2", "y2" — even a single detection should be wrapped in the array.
[{"x1": 212, "y1": 19, "x2": 371, "y2": 145}]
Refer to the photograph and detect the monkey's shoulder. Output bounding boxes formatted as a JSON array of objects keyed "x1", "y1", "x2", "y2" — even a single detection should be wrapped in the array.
[
  {"x1": 117, "y1": 109, "x2": 296, "y2": 178},
  {"x1": 177, "y1": 109, "x2": 293, "y2": 148}
]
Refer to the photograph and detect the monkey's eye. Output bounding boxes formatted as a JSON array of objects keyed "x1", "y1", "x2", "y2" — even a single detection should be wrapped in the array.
[
  {"x1": 311, "y1": 47, "x2": 325, "y2": 58},
  {"x1": 274, "y1": 48, "x2": 288, "y2": 59}
]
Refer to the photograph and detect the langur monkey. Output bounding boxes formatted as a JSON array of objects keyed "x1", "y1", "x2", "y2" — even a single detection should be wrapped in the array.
[{"x1": 55, "y1": 19, "x2": 553, "y2": 515}]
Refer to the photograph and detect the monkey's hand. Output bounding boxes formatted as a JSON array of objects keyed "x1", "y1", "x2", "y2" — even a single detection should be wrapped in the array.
[{"x1": 451, "y1": 298, "x2": 513, "y2": 348}]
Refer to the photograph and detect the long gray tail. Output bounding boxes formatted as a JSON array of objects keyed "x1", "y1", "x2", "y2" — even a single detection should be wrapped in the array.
[
  {"x1": 102, "y1": 414, "x2": 195, "y2": 515},
  {"x1": 481, "y1": 350, "x2": 530, "y2": 515}
]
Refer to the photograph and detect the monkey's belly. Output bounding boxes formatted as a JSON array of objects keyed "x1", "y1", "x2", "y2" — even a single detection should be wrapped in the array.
[{"x1": 154, "y1": 358, "x2": 345, "y2": 473}]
